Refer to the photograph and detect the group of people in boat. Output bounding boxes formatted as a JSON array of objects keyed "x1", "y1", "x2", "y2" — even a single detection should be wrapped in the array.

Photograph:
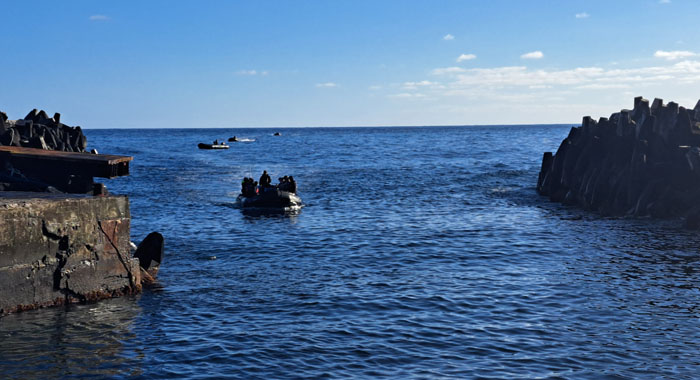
[
  {"x1": 277, "y1": 175, "x2": 297, "y2": 193},
  {"x1": 240, "y1": 170, "x2": 297, "y2": 197}
]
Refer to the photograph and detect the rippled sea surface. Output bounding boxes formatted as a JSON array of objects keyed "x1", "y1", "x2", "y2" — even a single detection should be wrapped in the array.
[{"x1": 3, "y1": 125, "x2": 700, "y2": 379}]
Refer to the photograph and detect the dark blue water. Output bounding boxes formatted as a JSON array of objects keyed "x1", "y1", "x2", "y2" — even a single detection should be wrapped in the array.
[{"x1": 3, "y1": 126, "x2": 700, "y2": 379}]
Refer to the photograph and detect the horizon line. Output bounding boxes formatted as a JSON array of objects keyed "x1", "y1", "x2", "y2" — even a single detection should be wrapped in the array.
[{"x1": 82, "y1": 122, "x2": 578, "y2": 130}]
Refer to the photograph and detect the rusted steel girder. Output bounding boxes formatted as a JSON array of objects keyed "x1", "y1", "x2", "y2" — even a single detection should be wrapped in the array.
[
  {"x1": 0, "y1": 146, "x2": 132, "y2": 193},
  {"x1": 0, "y1": 146, "x2": 132, "y2": 178}
]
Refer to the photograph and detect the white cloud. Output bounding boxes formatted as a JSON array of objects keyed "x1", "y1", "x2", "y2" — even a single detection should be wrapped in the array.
[
  {"x1": 654, "y1": 50, "x2": 696, "y2": 60},
  {"x1": 379, "y1": 57, "x2": 700, "y2": 124},
  {"x1": 402, "y1": 80, "x2": 442, "y2": 90},
  {"x1": 403, "y1": 80, "x2": 435, "y2": 87},
  {"x1": 389, "y1": 93, "x2": 426, "y2": 98},
  {"x1": 575, "y1": 83, "x2": 631, "y2": 90},
  {"x1": 315, "y1": 82, "x2": 337, "y2": 88},
  {"x1": 431, "y1": 67, "x2": 467, "y2": 75},
  {"x1": 369, "y1": 85, "x2": 382, "y2": 91},
  {"x1": 443, "y1": 34, "x2": 455, "y2": 41},
  {"x1": 575, "y1": 12, "x2": 590, "y2": 19},
  {"x1": 431, "y1": 60, "x2": 700, "y2": 89},
  {"x1": 521, "y1": 51, "x2": 544, "y2": 59},
  {"x1": 456, "y1": 54, "x2": 477, "y2": 62},
  {"x1": 89, "y1": 14, "x2": 109, "y2": 21}
]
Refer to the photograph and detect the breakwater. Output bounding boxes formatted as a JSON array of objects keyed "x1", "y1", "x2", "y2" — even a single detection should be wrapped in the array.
[
  {"x1": 1, "y1": 109, "x2": 87, "y2": 152},
  {"x1": 537, "y1": 96, "x2": 700, "y2": 226}
]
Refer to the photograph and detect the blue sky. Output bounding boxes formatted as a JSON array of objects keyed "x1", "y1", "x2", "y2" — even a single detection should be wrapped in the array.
[{"x1": 1, "y1": 0, "x2": 699, "y2": 127}]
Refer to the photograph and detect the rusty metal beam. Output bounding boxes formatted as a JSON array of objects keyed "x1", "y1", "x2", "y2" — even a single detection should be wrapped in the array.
[{"x1": 0, "y1": 146, "x2": 132, "y2": 178}]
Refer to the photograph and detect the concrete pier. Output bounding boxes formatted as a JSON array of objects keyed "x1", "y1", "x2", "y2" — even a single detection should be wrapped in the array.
[{"x1": 0, "y1": 192, "x2": 141, "y2": 315}]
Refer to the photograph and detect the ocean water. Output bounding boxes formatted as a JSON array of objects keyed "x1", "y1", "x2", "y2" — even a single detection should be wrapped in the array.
[{"x1": 3, "y1": 125, "x2": 700, "y2": 379}]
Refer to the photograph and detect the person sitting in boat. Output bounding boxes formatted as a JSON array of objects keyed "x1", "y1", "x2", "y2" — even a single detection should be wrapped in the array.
[
  {"x1": 277, "y1": 177, "x2": 287, "y2": 191},
  {"x1": 213, "y1": 139, "x2": 219, "y2": 145},
  {"x1": 288, "y1": 176, "x2": 297, "y2": 193},
  {"x1": 232, "y1": 136, "x2": 237, "y2": 142},
  {"x1": 241, "y1": 178, "x2": 248, "y2": 196},
  {"x1": 241, "y1": 177, "x2": 254, "y2": 197},
  {"x1": 259, "y1": 170, "x2": 272, "y2": 190}
]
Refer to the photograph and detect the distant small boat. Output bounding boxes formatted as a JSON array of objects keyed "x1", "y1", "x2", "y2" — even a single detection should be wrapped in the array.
[
  {"x1": 198, "y1": 143, "x2": 229, "y2": 150},
  {"x1": 228, "y1": 136, "x2": 255, "y2": 142},
  {"x1": 273, "y1": 132, "x2": 281, "y2": 136}
]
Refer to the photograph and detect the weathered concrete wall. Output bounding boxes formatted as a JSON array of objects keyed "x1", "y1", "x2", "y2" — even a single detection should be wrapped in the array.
[{"x1": 0, "y1": 193, "x2": 141, "y2": 315}]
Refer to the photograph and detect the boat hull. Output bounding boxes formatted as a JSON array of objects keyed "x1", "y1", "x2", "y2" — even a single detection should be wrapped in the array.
[
  {"x1": 198, "y1": 143, "x2": 229, "y2": 149},
  {"x1": 237, "y1": 189, "x2": 301, "y2": 209}
]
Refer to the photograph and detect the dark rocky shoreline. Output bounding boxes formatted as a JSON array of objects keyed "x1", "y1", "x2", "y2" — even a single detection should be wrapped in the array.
[{"x1": 537, "y1": 96, "x2": 700, "y2": 228}]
